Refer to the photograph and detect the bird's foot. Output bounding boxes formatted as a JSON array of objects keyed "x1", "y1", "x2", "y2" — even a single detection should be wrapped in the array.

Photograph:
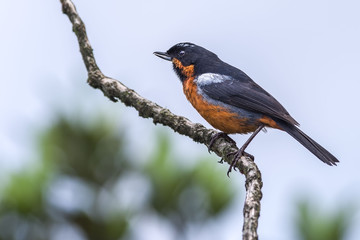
[
  {"x1": 208, "y1": 132, "x2": 236, "y2": 154},
  {"x1": 226, "y1": 148, "x2": 254, "y2": 177}
]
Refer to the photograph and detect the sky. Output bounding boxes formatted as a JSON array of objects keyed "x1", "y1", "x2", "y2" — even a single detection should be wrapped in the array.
[{"x1": 1, "y1": 0, "x2": 360, "y2": 239}]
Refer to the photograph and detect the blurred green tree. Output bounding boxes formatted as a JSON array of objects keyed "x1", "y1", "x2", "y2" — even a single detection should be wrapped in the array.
[
  {"x1": 295, "y1": 199, "x2": 355, "y2": 240},
  {"x1": 0, "y1": 115, "x2": 235, "y2": 240}
]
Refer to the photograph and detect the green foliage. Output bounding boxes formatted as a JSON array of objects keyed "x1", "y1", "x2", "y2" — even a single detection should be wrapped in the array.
[
  {"x1": 0, "y1": 115, "x2": 236, "y2": 240},
  {"x1": 40, "y1": 117, "x2": 129, "y2": 184},
  {"x1": 145, "y1": 133, "x2": 235, "y2": 231},
  {"x1": 295, "y1": 200, "x2": 355, "y2": 240},
  {"x1": 1, "y1": 167, "x2": 48, "y2": 215}
]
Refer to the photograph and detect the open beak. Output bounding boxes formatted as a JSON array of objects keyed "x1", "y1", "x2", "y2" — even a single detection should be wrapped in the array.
[{"x1": 153, "y1": 51, "x2": 172, "y2": 61}]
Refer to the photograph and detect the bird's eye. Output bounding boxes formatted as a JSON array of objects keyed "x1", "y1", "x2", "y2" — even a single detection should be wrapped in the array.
[{"x1": 178, "y1": 50, "x2": 185, "y2": 57}]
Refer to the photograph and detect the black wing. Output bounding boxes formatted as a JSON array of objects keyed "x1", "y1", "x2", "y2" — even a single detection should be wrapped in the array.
[{"x1": 200, "y1": 76, "x2": 299, "y2": 126}]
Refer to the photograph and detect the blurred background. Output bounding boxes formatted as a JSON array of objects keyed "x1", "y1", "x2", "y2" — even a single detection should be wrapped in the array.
[{"x1": 1, "y1": 0, "x2": 359, "y2": 239}]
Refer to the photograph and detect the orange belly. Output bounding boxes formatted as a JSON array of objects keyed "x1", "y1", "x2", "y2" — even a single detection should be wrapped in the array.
[{"x1": 183, "y1": 77, "x2": 261, "y2": 134}]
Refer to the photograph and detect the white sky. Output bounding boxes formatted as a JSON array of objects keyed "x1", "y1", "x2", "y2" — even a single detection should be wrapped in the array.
[{"x1": 1, "y1": 0, "x2": 360, "y2": 239}]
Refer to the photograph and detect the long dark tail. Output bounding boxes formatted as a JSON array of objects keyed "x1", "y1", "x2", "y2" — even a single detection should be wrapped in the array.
[{"x1": 276, "y1": 121, "x2": 339, "y2": 166}]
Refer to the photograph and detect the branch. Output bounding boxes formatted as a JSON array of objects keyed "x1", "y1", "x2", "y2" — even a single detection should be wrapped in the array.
[{"x1": 59, "y1": 1, "x2": 262, "y2": 239}]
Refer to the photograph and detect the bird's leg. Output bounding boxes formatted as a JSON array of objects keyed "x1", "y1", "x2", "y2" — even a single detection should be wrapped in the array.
[
  {"x1": 226, "y1": 125, "x2": 264, "y2": 177},
  {"x1": 208, "y1": 132, "x2": 236, "y2": 153}
]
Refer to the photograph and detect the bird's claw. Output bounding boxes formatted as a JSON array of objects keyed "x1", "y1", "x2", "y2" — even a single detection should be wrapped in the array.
[
  {"x1": 208, "y1": 132, "x2": 236, "y2": 153},
  {"x1": 226, "y1": 149, "x2": 254, "y2": 177}
]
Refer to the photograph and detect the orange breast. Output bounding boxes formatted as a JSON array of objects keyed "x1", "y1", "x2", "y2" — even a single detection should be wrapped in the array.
[{"x1": 183, "y1": 77, "x2": 260, "y2": 134}]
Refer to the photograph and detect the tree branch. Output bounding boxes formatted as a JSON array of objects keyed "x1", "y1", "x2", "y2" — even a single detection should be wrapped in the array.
[{"x1": 59, "y1": 0, "x2": 262, "y2": 239}]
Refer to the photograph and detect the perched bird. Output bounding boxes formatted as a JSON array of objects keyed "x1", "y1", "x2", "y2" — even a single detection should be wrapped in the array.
[{"x1": 154, "y1": 42, "x2": 338, "y2": 175}]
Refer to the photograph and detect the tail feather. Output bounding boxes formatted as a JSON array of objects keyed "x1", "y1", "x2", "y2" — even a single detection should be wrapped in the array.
[{"x1": 276, "y1": 121, "x2": 339, "y2": 166}]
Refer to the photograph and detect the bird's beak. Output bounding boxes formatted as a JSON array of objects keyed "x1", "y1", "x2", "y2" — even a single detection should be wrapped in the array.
[{"x1": 153, "y1": 51, "x2": 172, "y2": 61}]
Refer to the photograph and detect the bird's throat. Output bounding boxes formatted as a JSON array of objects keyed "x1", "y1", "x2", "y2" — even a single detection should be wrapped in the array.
[{"x1": 172, "y1": 58, "x2": 194, "y2": 82}]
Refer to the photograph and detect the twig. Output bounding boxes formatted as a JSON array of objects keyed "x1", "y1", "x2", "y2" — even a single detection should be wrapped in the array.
[{"x1": 59, "y1": 1, "x2": 263, "y2": 239}]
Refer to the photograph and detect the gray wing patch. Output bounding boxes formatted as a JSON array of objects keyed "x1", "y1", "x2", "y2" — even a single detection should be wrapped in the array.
[{"x1": 195, "y1": 73, "x2": 232, "y2": 86}]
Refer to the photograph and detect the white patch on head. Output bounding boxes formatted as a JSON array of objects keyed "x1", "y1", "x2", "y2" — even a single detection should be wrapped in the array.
[
  {"x1": 195, "y1": 73, "x2": 232, "y2": 86},
  {"x1": 176, "y1": 43, "x2": 195, "y2": 48}
]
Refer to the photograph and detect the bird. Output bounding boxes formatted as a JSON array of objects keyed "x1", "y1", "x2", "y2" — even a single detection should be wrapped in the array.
[{"x1": 154, "y1": 42, "x2": 339, "y2": 175}]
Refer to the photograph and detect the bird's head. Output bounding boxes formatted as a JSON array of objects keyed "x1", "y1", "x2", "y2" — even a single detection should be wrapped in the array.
[{"x1": 154, "y1": 42, "x2": 219, "y2": 82}]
